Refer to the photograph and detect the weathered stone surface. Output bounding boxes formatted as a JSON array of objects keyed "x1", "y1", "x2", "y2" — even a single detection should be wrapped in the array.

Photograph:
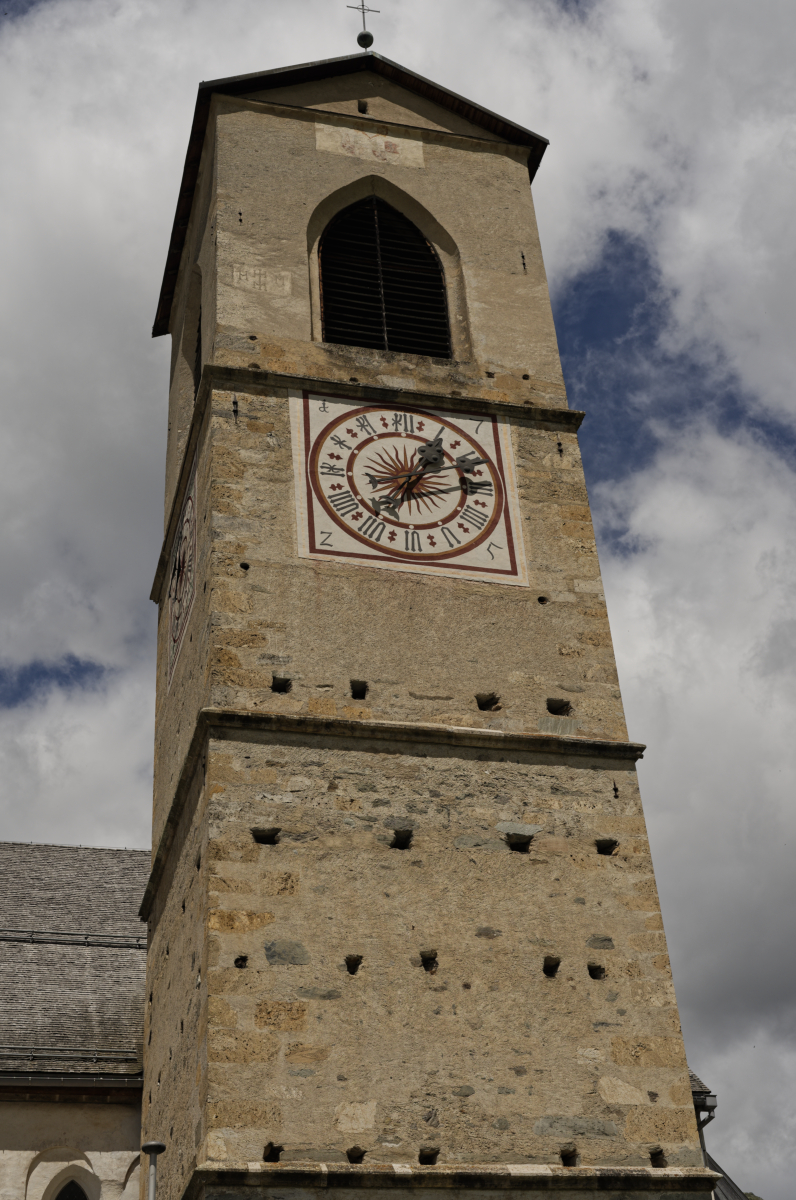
[
  {"x1": 624, "y1": 1107, "x2": 697, "y2": 1143},
  {"x1": 494, "y1": 822, "x2": 544, "y2": 837},
  {"x1": 279, "y1": 1149, "x2": 348, "y2": 1162},
  {"x1": 208, "y1": 996, "x2": 238, "y2": 1028},
  {"x1": 611, "y1": 1038, "x2": 688, "y2": 1069},
  {"x1": 264, "y1": 939, "x2": 311, "y2": 966},
  {"x1": 586, "y1": 935, "x2": 615, "y2": 949},
  {"x1": 335, "y1": 1100, "x2": 378, "y2": 1132},
  {"x1": 206, "y1": 1099, "x2": 281, "y2": 1127},
  {"x1": 254, "y1": 1000, "x2": 307, "y2": 1030},
  {"x1": 285, "y1": 1043, "x2": 332, "y2": 1064},
  {"x1": 262, "y1": 871, "x2": 300, "y2": 896},
  {"x1": 453, "y1": 836, "x2": 504, "y2": 850},
  {"x1": 597, "y1": 1076, "x2": 648, "y2": 1106},
  {"x1": 533, "y1": 1117, "x2": 619, "y2": 1138},
  {"x1": 208, "y1": 909, "x2": 275, "y2": 932},
  {"x1": 296, "y1": 986, "x2": 342, "y2": 1000},
  {"x1": 207, "y1": 1028, "x2": 279, "y2": 1063}
]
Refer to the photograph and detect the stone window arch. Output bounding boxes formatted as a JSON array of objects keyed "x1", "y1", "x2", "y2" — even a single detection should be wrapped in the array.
[
  {"x1": 307, "y1": 178, "x2": 471, "y2": 361},
  {"x1": 26, "y1": 1150, "x2": 99, "y2": 1200}
]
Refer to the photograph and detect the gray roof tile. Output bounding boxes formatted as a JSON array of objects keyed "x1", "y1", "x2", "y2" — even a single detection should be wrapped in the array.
[
  {"x1": 0, "y1": 842, "x2": 149, "y2": 1075},
  {"x1": 689, "y1": 1067, "x2": 711, "y2": 1094}
]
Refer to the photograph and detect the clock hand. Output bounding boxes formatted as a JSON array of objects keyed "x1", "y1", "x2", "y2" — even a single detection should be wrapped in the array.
[
  {"x1": 450, "y1": 453, "x2": 488, "y2": 475},
  {"x1": 364, "y1": 430, "x2": 490, "y2": 518},
  {"x1": 415, "y1": 426, "x2": 447, "y2": 472},
  {"x1": 392, "y1": 454, "x2": 488, "y2": 482},
  {"x1": 368, "y1": 467, "x2": 491, "y2": 519},
  {"x1": 366, "y1": 432, "x2": 446, "y2": 493},
  {"x1": 371, "y1": 467, "x2": 430, "y2": 517},
  {"x1": 422, "y1": 478, "x2": 493, "y2": 498},
  {"x1": 367, "y1": 454, "x2": 488, "y2": 493},
  {"x1": 372, "y1": 495, "x2": 402, "y2": 519}
]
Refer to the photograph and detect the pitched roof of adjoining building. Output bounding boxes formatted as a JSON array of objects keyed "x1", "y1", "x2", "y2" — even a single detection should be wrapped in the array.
[
  {"x1": 152, "y1": 51, "x2": 549, "y2": 337},
  {"x1": 707, "y1": 1152, "x2": 754, "y2": 1200},
  {"x1": 0, "y1": 842, "x2": 149, "y2": 1077}
]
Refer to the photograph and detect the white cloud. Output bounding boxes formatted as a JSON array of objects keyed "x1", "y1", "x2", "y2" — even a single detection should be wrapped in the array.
[
  {"x1": 599, "y1": 425, "x2": 796, "y2": 1195},
  {"x1": 0, "y1": 660, "x2": 153, "y2": 849}
]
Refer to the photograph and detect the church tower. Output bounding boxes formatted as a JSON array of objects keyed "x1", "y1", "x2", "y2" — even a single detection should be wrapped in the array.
[{"x1": 140, "y1": 51, "x2": 715, "y2": 1200}]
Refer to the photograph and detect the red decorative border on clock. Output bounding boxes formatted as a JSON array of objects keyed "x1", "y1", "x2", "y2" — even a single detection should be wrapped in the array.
[{"x1": 301, "y1": 392, "x2": 521, "y2": 579}]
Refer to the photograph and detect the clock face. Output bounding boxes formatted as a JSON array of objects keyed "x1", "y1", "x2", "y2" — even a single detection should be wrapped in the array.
[
  {"x1": 166, "y1": 454, "x2": 197, "y2": 686},
  {"x1": 291, "y1": 392, "x2": 527, "y2": 585}
]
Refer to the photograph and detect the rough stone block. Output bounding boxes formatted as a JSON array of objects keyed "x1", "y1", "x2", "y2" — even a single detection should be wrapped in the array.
[{"x1": 255, "y1": 1000, "x2": 308, "y2": 1031}]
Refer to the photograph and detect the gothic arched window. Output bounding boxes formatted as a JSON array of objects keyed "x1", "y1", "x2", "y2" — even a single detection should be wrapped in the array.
[
  {"x1": 319, "y1": 197, "x2": 451, "y2": 359},
  {"x1": 56, "y1": 1184, "x2": 88, "y2": 1200}
]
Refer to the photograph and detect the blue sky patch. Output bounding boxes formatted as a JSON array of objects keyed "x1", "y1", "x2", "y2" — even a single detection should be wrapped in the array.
[
  {"x1": 552, "y1": 228, "x2": 796, "y2": 501},
  {"x1": 0, "y1": 655, "x2": 108, "y2": 708},
  {"x1": 0, "y1": 1, "x2": 43, "y2": 21}
]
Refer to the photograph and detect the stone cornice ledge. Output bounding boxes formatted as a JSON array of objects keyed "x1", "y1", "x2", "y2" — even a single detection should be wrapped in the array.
[
  {"x1": 205, "y1": 364, "x2": 584, "y2": 429},
  {"x1": 140, "y1": 707, "x2": 645, "y2": 920},
  {"x1": 184, "y1": 1161, "x2": 719, "y2": 1194},
  {"x1": 202, "y1": 708, "x2": 645, "y2": 760},
  {"x1": 150, "y1": 363, "x2": 584, "y2": 603}
]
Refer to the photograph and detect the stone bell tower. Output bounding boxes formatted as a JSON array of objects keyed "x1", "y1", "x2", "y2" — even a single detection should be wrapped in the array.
[{"x1": 140, "y1": 50, "x2": 715, "y2": 1200}]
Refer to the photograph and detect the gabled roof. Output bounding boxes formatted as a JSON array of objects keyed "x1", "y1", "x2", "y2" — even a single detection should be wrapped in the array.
[
  {"x1": 152, "y1": 51, "x2": 549, "y2": 337},
  {"x1": 0, "y1": 842, "x2": 149, "y2": 1079}
]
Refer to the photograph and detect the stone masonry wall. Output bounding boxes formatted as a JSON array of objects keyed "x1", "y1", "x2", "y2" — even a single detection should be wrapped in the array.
[
  {"x1": 143, "y1": 727, "x2": 702, "y2": 1200},
  {"x1": 144, "y1": 758, "x2": 209, "y2": 1200},
  {"x1": 152, "y1": 383, "x2": 626, "y2": 848}
]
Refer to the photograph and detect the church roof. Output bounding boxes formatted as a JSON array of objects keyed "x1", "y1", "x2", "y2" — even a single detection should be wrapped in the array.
[
  {"x1": 152, "y1": 51, "x2": 549, "y2": 336},
  {"x1": 706, "y1": 1152, "x2": 753, "y2": 1200},
  {"x1": 0, "y1": 842, "x2": 149, "y2": 1084}
]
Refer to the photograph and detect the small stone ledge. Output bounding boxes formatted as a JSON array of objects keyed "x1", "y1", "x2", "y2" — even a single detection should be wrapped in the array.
[
  {"x1": 185, "y1": 1160, "x2": 719, "y2": 1195},
  {"x1": 141, "y1": 705, "x2": 645, "y2": 921}
]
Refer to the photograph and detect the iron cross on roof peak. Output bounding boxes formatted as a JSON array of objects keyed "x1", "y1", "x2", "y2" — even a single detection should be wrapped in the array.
[{"x1": 347, "y1": 0, "x2": 379, "y2": 48}]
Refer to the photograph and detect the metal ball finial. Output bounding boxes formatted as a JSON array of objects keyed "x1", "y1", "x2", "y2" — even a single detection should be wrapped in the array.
[{"x1": 348, "y1": 2, "x2": 378, "y2": 49}]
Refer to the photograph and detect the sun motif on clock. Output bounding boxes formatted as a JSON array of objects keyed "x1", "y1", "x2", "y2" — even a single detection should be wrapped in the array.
[{"x1": 290, "y1": 393, "x2": 528, "y2": 586}]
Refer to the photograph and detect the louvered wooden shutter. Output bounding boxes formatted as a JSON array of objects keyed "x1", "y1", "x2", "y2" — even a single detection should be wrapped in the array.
[{"x1": 320, "y1": 198, "x2": 452, "y2": 359}]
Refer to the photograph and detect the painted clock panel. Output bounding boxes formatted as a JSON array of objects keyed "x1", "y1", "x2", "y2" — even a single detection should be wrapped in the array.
[
  {"x1": 290, "y1": 392, "x2": 528, "y2": 586},
  {"x1": 166, "y1": 453, "x2": 197, "y2": 687}
]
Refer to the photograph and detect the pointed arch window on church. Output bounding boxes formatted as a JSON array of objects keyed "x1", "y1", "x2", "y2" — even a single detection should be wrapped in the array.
[
  {"x1": 319, "y1": 197, "x2": 451, "y2": 359},
  {"x1": 56, "y1": 1184, "x2": 88, "y2": 1200}
]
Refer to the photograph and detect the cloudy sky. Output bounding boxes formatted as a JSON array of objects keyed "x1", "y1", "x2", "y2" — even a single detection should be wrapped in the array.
[{"x1": 0, "y1": 0, "x2": 794, "y2": 1194}]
